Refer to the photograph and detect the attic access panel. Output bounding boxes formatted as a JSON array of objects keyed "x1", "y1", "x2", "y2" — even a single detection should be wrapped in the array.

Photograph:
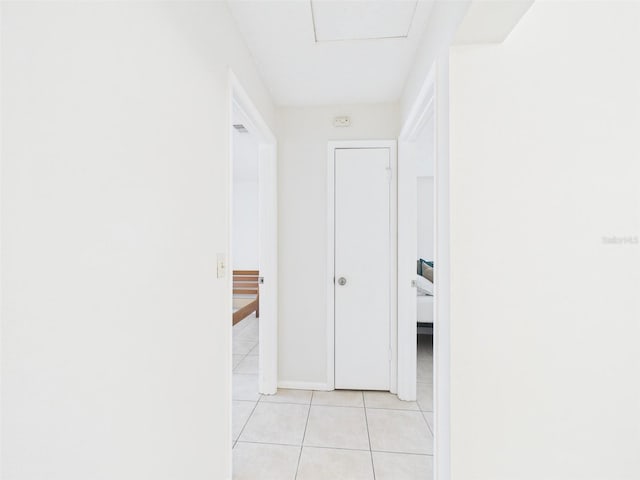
[{"x1": 311, "y1": 0, "x2": 418, "y2": 42}]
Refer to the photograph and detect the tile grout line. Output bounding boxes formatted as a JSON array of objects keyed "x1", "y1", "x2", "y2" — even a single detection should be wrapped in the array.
[
  {"x1": 232, "y1": 321, "x2": 258, "y2": 347},
  {"x1": 232, "y1": 350, "x2": 252, "y2": 373},
  {"x1": 260, "y1": 400, "x2": 424, "y2": 412},
  {"x1": 294, "y1": 391, "x2": 313, "y2": 480},
  {"x1": 231, "y1": 320, "x2": 259, "y2": 448},
  {"x1": 416, "y1": 349, "x2": 435, "y2": 439},
  {"x1": 362, "y1": 391, "x2": 377, "y2": 480},
  {"x1": 232, "y1": 324, "x2": 257, "y2": 372},
  {"x1": 420, "y1": 408, "x2": 434, "y2": 437},
  {"x1": 233, "y1": 395, "x2": 261, "y2": 447},
  {"x1": 235, "y1": 440, "x2": 435, "y2": 457}
]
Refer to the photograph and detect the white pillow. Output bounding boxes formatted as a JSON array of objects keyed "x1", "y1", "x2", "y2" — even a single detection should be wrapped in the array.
[{"x1": 416, "y1": 275, "x2": 434, "y2": 295}]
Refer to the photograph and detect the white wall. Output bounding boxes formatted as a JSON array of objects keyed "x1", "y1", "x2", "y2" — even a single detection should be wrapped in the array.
[
  {"x1": 232, "y1": 181, "x2": 259, "y2": 269},
  {"x1": 401, "y1": 0, "x2": 470, "y2": 126},
  {"x1": 1, "y1": 3, "x2": 275, "y2": 479},
  {"x1": 416, "y1": 115, "x2": 435, "y2": 262},
  {"x1": 277, "y1": 104, "x2": 399, "y2": 386},
  {"x1": 415, "y1": 115, "x2": 435, "y2": 178},
  {"x1": 417, "y1": 177, "x2": 434, "y2": 262},
  {"x1": 232, "y1": 130, "x2": 259, "y2": 270},
  {"x1": 449, "y1": 2, "x2": 640, "y2": 479}
]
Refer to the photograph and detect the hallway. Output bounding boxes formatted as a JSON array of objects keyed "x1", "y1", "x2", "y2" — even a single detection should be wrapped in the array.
[{"x1": 232, "y1": 316, "x2": 434, "y2": 480}]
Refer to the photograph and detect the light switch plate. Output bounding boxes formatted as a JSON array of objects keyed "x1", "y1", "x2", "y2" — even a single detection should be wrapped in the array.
[{"x1": 217, "y1": 253, "x2": 226, "y2": 279}]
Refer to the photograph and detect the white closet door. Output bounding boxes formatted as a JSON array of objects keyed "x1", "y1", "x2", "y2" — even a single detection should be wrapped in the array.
[{"x1": 334, "y1": 147, "x2": 391, "y2": 391}]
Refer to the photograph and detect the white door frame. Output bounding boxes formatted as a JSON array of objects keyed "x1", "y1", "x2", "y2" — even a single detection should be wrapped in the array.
[
  {"x1": 227, "y1": 69, "x2": 278, "y2": 396},
  {"x1": 326, "y1": 140, "x2": 398, "y2": 392},
  {"x1": 397, "y1": 67, "x2": 435, "y2": 402},
  {"x1": 398, "y1": 57, "x2": 451, "y2": 480}
]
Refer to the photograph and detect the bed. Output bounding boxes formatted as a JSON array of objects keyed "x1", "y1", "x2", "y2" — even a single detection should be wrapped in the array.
[
  {"x1": 232, "y1": 270, "x2": 259, "y2": 325},
  {"x1": 416, "y1": 259, "x2": 434, "y2": 334},
  {"x1": 417, "y1": 294, "x2": 434, "y2": 334}
]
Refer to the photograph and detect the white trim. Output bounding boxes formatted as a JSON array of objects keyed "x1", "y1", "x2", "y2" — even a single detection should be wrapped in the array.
[
  {"x1": 257, "y1": 141, "x2": 278, "y2": 396},
  {"x1": 228, "y1": 69, "x2": 278, "y2": 399},
  {"x1": 433, "y1": 54, "x2": 451, "y2": 480},
  {"x1": 277, "y1": 381, "x2": 333, "y2": 392},
  {"x1": 226, "y1": 73, "x2": 235, "y2": 479},
  {"x1": 389, "y1": 142, "x2": 399, "y2": 394},
  {"x1": 397, "y1": 57, "x2": 452, "y2": 480},
  {"x1": 397, "y1": 65, "x2": 436, "y2": 403},
  {"x1": 400, "y1": 67, "x2": 436, "y2": 142},
  {"x1": 326, "y1": 140, "x2": 398, "y2": 392},
  {"x1": 396, "y1": 138, "x2": 418, "y2": 402},
  {"x1": 326, "y1": 143, "x2": 336, "y2": 390},
  {"x1": 229, "y1": 71, "x2": 276, "y2": 145}
]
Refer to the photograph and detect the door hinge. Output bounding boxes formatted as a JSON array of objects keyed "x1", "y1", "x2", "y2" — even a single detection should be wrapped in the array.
[{"x1": 258, "y1": 277, "x2": 264, "y2": 285}]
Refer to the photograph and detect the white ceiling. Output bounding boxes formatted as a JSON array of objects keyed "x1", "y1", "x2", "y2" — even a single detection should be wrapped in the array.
[{"x1": 227, "y1": 0, "x2": 434, "y2": 106}]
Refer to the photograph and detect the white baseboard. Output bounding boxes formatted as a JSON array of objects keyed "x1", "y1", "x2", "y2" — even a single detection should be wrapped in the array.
[{"x1": 277, "y1": 381, "x2": 332, "y2": 391}]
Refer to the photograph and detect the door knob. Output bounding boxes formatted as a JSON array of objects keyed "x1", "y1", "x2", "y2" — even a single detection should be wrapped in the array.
[{"x1": 337, "y1": 277, "x2": 347, "y2": 286}]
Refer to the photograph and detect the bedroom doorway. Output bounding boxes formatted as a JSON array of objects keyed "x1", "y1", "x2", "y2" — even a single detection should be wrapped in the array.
[
  {"x1": 231, "y1": 100, "x2": 261, "y2": 379},
  {"x1": 398, "y1": 58, "x2": 451, "y2": 479},
  {"x1": 228, "y1": 70, "x2": 278, "y2": 411}
]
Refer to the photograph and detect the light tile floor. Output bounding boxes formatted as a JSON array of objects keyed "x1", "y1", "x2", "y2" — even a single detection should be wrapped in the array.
[{"x1": 232, "y1": 315, "x2": 434, "y2": 480}]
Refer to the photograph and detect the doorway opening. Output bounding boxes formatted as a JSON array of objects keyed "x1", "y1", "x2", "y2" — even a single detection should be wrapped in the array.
[
  {"x1": 228, "y1": 70, "x2": 278, "y2": 453},
  {"x1": 231, "y1": 101, "x2": 260, "y2": 381},
  {"x1": 398, "y1": 58, "x2": 451, "y2": 479}
]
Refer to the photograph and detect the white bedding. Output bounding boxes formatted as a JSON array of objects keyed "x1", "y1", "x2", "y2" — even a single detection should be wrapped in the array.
[
  {"x1": 417, "y1": 294, "x2": 434, "y2": 324},
  {"x1": 415, "y1": 275, "x2": 434, "y2": 295}
]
